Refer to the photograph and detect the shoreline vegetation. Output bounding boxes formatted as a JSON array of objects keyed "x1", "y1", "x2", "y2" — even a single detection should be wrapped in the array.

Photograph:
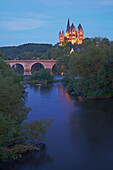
[
  {"x1": 26, "y1": 79, "x2": 61, "y2": 84},
  {"x1": 25, "y1": 68, "x2": 63, "y2": 85},
  {"x1": 26, "y1": 77, "x2": 113, "y2": 100},
  {"x1": 64, "y1": 38, "x2": 113, "y2": 100}
]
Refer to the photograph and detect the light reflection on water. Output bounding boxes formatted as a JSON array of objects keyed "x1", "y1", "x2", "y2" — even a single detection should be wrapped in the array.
[{"x1": 2, "y1": 83, "x2": 113, "y2": 170}]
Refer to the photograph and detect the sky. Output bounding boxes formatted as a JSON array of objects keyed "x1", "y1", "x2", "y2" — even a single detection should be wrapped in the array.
[{"x1": 0, "y1": 0, "x2": 113, "y2": 47}]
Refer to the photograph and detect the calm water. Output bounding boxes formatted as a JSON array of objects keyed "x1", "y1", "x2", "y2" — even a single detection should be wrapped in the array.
[{"x1": 2, "y1": 83, "x2": 113, "y2": 170}]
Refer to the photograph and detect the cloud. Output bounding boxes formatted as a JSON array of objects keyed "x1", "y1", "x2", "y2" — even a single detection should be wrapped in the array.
[{"x1": 0, "y1": 13, "x2": 49, "y2": 31}]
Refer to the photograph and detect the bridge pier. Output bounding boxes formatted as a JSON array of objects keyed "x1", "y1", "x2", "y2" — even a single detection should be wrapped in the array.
[{"x1": 24, "y1": 69, "x2": 32, "y2": 75}]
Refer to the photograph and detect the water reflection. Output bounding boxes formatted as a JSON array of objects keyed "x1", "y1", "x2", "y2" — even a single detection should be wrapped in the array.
[
  {"x1": 29, "y1": 84, "x2": 53, "y2": 94},
  {"x1": 16, "y1": 149, "x2": 52, "y2": 170},
  {"x1": 25, "y1": 84, "x2": 113, "y2": 169},
  {"x1": 0, "y1": 146, "x2": 53, "y2": 170},
  {"x1": 69, "y1": 98, "x2": 113, "y2": 169},
  {"x1": 2, "y1": 83, "x2": 113, "y2": 170}
]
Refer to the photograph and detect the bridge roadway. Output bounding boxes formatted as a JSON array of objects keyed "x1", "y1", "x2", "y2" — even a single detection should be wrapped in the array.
[{"x1": 5, "y1": 59, "x2": 57, "y2": 75}]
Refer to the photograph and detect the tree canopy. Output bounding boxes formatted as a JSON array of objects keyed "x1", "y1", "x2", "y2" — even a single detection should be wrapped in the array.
[
  {"x1": 28, "y1": 68, "x2": 54, "y2": 83},
  {"x1": 67, "y1": 38, "x2": 113, "y2": 98}
]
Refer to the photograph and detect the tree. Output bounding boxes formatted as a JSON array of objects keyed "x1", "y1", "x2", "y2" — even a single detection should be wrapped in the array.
[
  {"x1": 62, "y1": 47, "x2": 70, "y2": 55},
  {"x1": 0, "y1": 58, "x2": 53, "y2": 161},
  {"x1": 0, "y1": 51, "x2": 5, "y2": 59},
  {"x1": 62, "y1": 40, "x2": 68, "y2": 46},
  {"x1": 67, "y1": 38, "x2": 113, "y2": 98},
  {"x1": 57, "y1": 55, "x2": 70, "y2": 71},
  {"x1": 29, "y1": 68, "x2": 54, "y2": 83},
  {"x1": 54, "y1": 49, "x2": 63, "y2": 60}
]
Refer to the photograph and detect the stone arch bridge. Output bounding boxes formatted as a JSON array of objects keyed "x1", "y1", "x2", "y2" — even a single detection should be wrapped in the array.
[{"x1": 5, "y1": 60, "x2": 57, "y2": 75}]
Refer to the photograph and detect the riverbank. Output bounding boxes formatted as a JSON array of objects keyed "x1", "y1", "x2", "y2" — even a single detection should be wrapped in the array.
[
  {"x1": 87, "y1": 96, "x2": 113, "y2": 99},
  {"x1": 25, "y1": 75, "x2": 64, "y2": 85},
  {"x1": 26, "y1": 79, "x2": 61, "y2": 84},
  {"x1": 26, "y1": 81, "x2": 113, "y2": 100},
  {"x1": 25, "y1": 75, "x2": 113, "y2": 100}
]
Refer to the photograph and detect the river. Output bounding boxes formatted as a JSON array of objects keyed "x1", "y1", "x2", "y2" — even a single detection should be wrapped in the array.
[{"x1": 2, "y1": 82, "x2": 113, "y2": 170}]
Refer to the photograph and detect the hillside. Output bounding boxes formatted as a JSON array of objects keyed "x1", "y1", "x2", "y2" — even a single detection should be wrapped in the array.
[{"x1": 0, "y1": 43, "x2": 53, "y2": 59}]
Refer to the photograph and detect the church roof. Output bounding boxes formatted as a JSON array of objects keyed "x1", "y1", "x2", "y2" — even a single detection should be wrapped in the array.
[
  {"x1": 78, "y1": 24, "x2": 82, "y2": 31},
  {"x1": 71, "y1": 23, "x2": 75, "y2": 31},
  {"x1": 65, "y1": 52, "x2": 70, "y2": 56}
]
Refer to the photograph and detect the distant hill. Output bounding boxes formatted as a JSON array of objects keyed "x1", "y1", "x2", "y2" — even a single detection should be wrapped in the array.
[{"x1": 0, "y1": 43, "x2": 53, "y2": 59}]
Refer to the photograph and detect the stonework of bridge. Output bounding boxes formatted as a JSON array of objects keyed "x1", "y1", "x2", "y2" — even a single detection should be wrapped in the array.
[{"x1": 5, "y1": 60, "x2": 57, "y2": 75}]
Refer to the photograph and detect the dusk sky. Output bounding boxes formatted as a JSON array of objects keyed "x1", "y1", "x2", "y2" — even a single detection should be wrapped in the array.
[{"x1": 0, "y1": 0, "x2": 113, "y2": 47}]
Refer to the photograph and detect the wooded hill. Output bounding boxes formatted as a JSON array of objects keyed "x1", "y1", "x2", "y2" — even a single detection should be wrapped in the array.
[{"x1": 0, "y1": 43, "x2": 52, "y2": 60}]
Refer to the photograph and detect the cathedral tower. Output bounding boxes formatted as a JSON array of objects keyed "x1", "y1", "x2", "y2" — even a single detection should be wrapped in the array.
[
  {"x1": 59, "y1": 19, "x2": 83, "y2": 46},
  {"x1": 66, "y1": 18, "x2": 70, "y2": 39}
]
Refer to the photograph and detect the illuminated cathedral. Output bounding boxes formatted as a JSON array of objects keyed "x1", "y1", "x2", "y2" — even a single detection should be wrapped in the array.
[{"x1": 59, "y1": 19, "x2": 83, "y2": 46}]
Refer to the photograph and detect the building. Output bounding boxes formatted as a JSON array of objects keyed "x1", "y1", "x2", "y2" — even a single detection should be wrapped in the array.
[
  {"x1": 59, "y1": 19, "x2": 83, "y2": 46},
  {"x1": 65, "y1": 47, "x2": 85, "y2": 56}
]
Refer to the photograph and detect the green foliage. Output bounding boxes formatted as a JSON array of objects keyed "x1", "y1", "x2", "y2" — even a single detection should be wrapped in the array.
[
  {"x1": 0, "y1": 51, "x2": 5, "y2": 59},
  {"x1": 57, "y1": 55, "x2": 70, "y2": 71},
  {"x1": 52, "y1": 64, "x2": 60, "y2": 76},
  {"x1": 67, "y1": 37, "x2": 113, "y2": 98},
  {"x1": 0, "y1": 58, "x2": 53, "y2": 161},
  {"x1": 0, "y1": 43, "x2": 52, "y2": 60},
  {"x1": 17, "y1": 51, "x2": 41, "y2": 60},
  {"x1": 62, "y1": 70, "x2": 73, "y2": 83},
  {"x1": 29, "y1": 68, "x2": 54, "y2": 83},
  {"x1": 54, "y1": 49, "x2": 63, "y2": 60},
  {"x1": 62, "y1": 40, "x2": 68, "y2": 46},
  {"x1": 62, "y1": 47, "x2": 70, "y2": 54},
  {"x1": 22, "y1": 119, "x2": 54, "y2": 143},
  {"x1": 40, "y1": 50, "x2": 51, "y2": 60}
]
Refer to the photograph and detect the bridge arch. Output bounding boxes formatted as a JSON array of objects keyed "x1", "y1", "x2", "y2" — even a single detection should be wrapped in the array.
[
  {"x1": 11, "y1": 63, "x2": 24, "y2": 75},
  {"x1": 52, "y1": 64, "x2": 58, "y2": 75},
  {"x1": 31, "y1": 63, "x2": 44, "y2": 74},
  {"x1": 10, "y1": 62, "x2": 24, "y2": 68},
  {"x1": 5, "y1": 60, "x2": 57, "y2": 75}
]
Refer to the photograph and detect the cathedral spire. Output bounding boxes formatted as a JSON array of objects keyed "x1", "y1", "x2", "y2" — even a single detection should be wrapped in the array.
[{"x1": 66, "y1": 18, "x2": 70, "y2": 32}]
